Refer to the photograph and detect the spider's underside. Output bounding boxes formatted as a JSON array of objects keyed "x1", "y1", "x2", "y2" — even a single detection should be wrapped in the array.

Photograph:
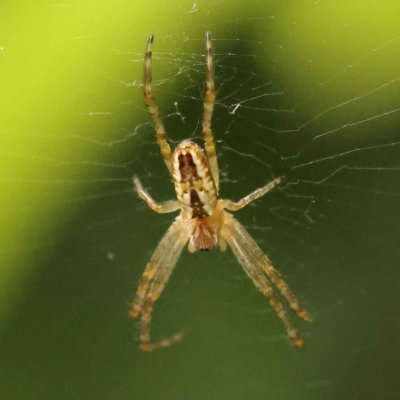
[{"x1": 131, "y1": 32, "x2": 312, "y2": 352}]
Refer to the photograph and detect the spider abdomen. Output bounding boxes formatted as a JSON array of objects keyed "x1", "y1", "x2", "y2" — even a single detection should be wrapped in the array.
[{"x1": 173, "y1": 140, "x2": 217, "y2": 219}]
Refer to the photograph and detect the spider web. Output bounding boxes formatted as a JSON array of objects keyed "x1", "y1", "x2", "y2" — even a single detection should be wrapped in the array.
[{"x1": 1, "y1": 1, "x2": 400, "y2": 400}]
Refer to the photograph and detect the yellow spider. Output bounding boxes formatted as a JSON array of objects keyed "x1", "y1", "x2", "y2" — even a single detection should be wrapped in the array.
[{"x1": 131, "y1": 32, "x2": 312, "y2": 351}]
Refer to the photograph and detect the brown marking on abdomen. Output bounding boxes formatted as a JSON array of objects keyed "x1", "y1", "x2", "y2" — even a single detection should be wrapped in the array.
[
  {"x1": 177, "y1": 152, "x2": 209, "y2": 218},
  {"x1": 178, "y1": 153, "x2": 198, "y2": 183},
  {"x1": 190, "y1": 189, "x2": 208, "y2": 219},
  {"x1": 173, "y1": 141, "x2": 218, "y2": 220}
]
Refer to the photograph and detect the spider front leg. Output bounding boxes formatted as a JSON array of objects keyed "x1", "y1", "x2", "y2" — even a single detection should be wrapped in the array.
[
  {"x1": 133, "y1": 176, "x2": 180, "y2": 213},
  {"x1": 130, "y1": 216, "x2": 189, "y2": 351},
  {"x1": 221, "y1": 176, "x2": 283, "y2": 211},
  {"x1": 143, "y1": 35, "x2": 173, "y2": 175},
  {"x1": 202, "y1": 31, "x2": 219, "y2": 190}
]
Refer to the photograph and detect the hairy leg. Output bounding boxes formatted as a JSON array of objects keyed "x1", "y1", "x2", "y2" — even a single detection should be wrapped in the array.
[
  {"x1": 130, "y1": 217, "x2": 189, "y2": 351},
  {"x1": 221, "y1": 177, "x2": 282, "y2": 211},
  {"x1": 134, "y1": 176, "x2": 180, "y2": 213},
  {"x1": 202, "y1": 32, "x2": 219, "y2": 190},
  {"x1": 143, "y1": 35, "x2": 173, "y2": 175},
  {"x1": 221, "y1": 213, "x2": 311, "y2": 348}
]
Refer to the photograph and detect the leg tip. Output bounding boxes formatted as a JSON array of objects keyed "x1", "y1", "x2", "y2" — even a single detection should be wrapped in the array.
[
  {"x1": 294, "y1": 337, "x2": 304, "y2": 348},
  {"x1": 139, "y1": 343, "x2": 152, "y2": 352}
]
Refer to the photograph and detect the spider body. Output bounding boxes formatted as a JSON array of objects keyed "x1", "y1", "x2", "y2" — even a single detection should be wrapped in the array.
[
  {"x1": 172, "y1": 140, "x2": 222, "y2": 252},
  {"x1": 131, "y1": 32, "x2": 312, "y2": 352},
  {"x1": 173, "y1": 140, "x2": 217, "y2": 219}
]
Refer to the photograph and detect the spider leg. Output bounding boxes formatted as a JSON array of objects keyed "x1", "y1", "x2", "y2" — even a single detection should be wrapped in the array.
[
  {"x1": 133, "y1": 176, "x2": 180, "y2": 213},
  {"x1": 218, "y1": 234, "x2": 227, "y2": 252},
  {"x1": 258, "y1": 260, "x2": 312, "y2": 322},
  {"x1": 139, "y1": 296, "x2": 184, "y2": 351},
  {"x1": 221, "y1": 213, "x2": 311, "y2": 348},
  {"x1": 202, "y1": 31, "x2": 219, "y2": 190},
  {"x1": 130, "y1": 216, "x2": 189, "y2": 351},
  {"x1": 143, "y1": 35, "x2": 173, "y2": 175},
  {"x1": 224, "y1": 213, "x2": 312, "y2": 322},
  {"x1": 221, "y1": 176, "x2": 283, "y2": 211}
]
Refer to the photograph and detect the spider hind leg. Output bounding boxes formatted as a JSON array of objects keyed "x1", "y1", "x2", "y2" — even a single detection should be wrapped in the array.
[
  {"x1": 138, "y1": 296, "x2": 184, "y2": 352},
  {"x1": 130, "y1": 217, "x2": 189, "y2": 351},
  {"x1": 221, "y1": 212, "x2": 311, "y2": 348}
]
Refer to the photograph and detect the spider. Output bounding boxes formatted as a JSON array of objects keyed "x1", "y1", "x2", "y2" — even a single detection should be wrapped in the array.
[{"x1": 130, "y1": 32, "x2": 312, "y2": 352}]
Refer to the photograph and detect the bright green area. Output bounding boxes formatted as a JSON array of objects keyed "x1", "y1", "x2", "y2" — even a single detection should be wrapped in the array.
[{"x1": 0, "y1": 0, "x2": 185, "y2": 322}]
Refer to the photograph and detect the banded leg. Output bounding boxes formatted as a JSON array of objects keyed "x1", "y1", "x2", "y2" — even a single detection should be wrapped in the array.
[
  {"x1": 221, "y1": 176, "x2": 283, "y2": 211},
  {"x1": 202, "y1": 31, "x2": 219, "y2": 190},
  {"x1": 139, "y1": 298, "x2": 184, "y2": 352},
  {"x1": 226, "y1": 213, "x2": 311, "y2": 322},
  {"x1": 221, "y1": 213, "x2": 311, "y2": 348},
  {"x1": 133, "y1": 176, "x2": 180, "y2": 214},
  {"x1": 218, "y1": 234, "x2": 228, "y2": 252},
  {"x1": 139, "y1": 236, "x2": 187, "y2": 351},
  {"x1": 144, "y1": 35, "x2": 173, "y2": 175},
  {"x1": 259, "y1": 260, "x2": 312, "y2": 322},
  {"x1": 130, "y1": 216, "x2": 189, "y2": 351}
]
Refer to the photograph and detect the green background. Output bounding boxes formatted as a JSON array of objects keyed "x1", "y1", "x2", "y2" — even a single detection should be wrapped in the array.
[{"x1": 1, "y1": 1, "x2": 400, "y2": 399}]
